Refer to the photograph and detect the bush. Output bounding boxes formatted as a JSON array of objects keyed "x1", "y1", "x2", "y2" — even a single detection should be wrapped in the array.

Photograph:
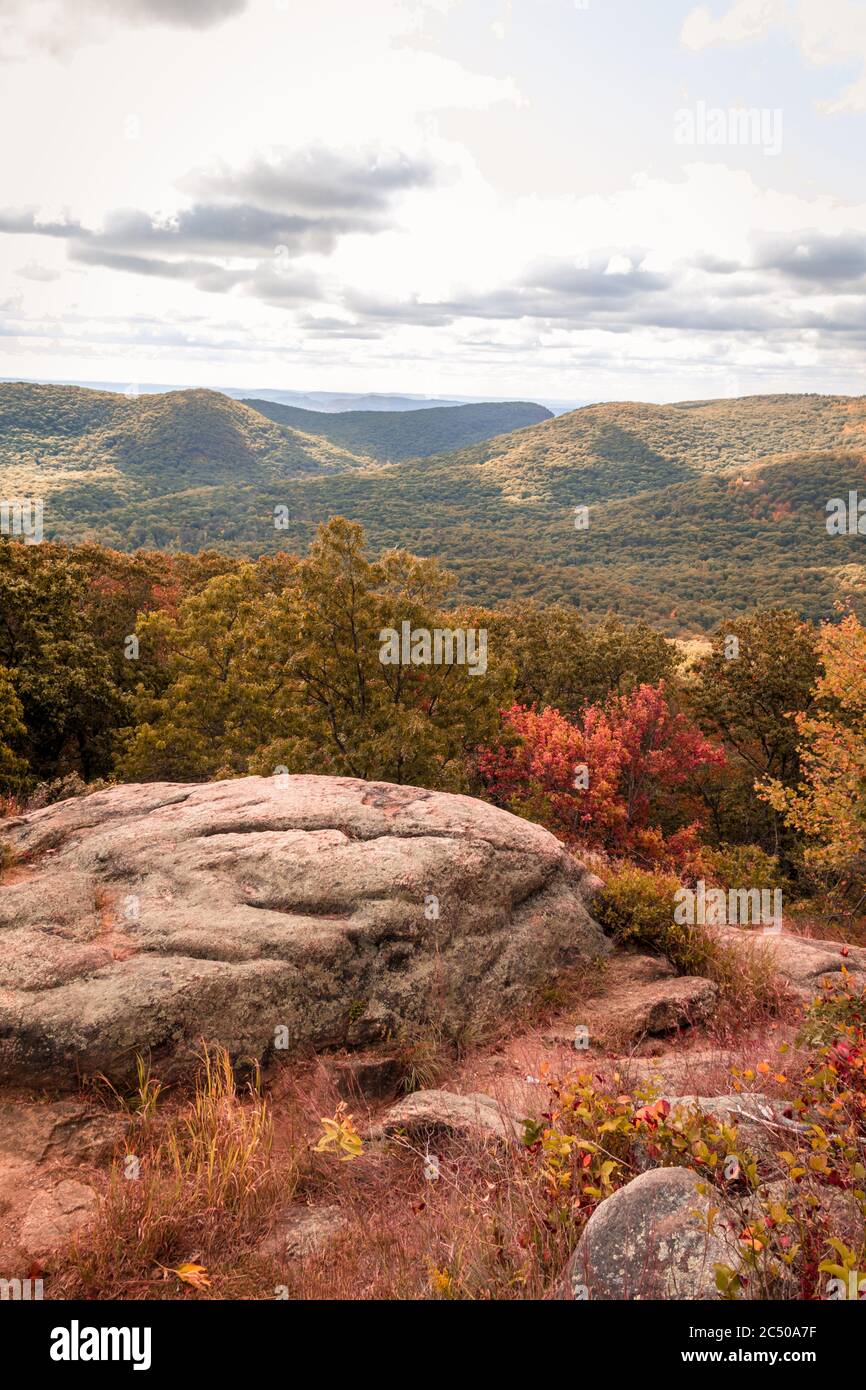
[
  {"x1": 705, "y1": 842, "x2": 790, "y2": 895},
  {"x1": 24, "y1": 772, "x2": 108, "y2": 810},
  {"x1": 594, "y1": 865, "x2": 782, "y2": 1018},
  {"x1": 593, "y1": 864, "x2": 681, "y2": 955}
]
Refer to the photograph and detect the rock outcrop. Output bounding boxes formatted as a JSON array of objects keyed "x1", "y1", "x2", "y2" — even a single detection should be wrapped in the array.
[
  {"x1": 717, "y1": 926, "x2": 866, "y2": 999},
  {"x1": 0, "y1": 775, "x2": 609, "y2": 1087},
  {"x1": 542, "y1": 953, "x2": 718, "y2": 1048}
]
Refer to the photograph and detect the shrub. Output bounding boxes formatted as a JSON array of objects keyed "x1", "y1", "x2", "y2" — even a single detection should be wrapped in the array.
[
  {"x1": 24, "y1": 772, "x2": 109, "y2": 810},
  {"x1": 477, "y1": 684, "x2": 724, "y2": 870},
  {"x1": 594, "y1": 865, "x2": 782, "y2": 1018},
  {"x1": 717, "y1": 975, "x2": 866, "y2": 1299},
  {"x1": 705, "y1": 841, "x2": 790, "y2": 895},
  {"x1": 593, "y1": 864, "x2": 682, "y2": 955}
]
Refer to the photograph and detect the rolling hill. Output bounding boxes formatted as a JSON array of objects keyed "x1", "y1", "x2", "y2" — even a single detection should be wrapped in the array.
[
  {"x1": 241, "y1": 398, "x2": 552, "y2": 461},
  {"x1": 2, "y1": 384, "x2": 865, "y2": 631},
  {"x1": 0, "y1": 382, "x2": 374, "y2": 488}
]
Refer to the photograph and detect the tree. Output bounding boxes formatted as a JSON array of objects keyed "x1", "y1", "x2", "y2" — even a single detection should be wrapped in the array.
[
  {"x1": 0, "y1": 665, "x2": 27, "y2": 793},
  {"x1": 0, "y1": 540, "x2": 132, "y2": 783},
  {"x1": 252, "y1": 519, "x2": 508, "y2": 787},
  {"x1": 119, "y1": 564, "x2": 285, "y2": 781},
  {"x1": 121, "y1": 519, "x2": 509, "y2": 789},
  {"x1": 478, "y1": 683, "x2": 725, "y2": 869},
  {"x1": 688, "y1": 609, "x2": 819, "y2": 853},
  {"x1": 488, "y1": 602, "x2": 675, "y2": 719},
  {"x1": 761, "y1": 612, "x2": 866, "y2": 893}
]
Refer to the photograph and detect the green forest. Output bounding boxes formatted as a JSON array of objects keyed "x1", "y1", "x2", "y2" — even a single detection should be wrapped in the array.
[
  {"x1": 2, "y1": 384, "x2": 865, "y2": 633},
  {"x1": 241, "y1": 396, "x2": 552, "y2": 460}
]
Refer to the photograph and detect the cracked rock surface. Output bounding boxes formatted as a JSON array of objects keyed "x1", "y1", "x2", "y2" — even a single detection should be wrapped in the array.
[
  {"x1": 0, "y1": 775, "x2": 608, "y2": 1088},
  {"x1": 542, "y1": 953, "x2": 718, "y2": 1048}
]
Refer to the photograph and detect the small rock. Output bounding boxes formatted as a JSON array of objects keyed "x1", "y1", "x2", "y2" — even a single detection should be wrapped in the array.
[
  {"x1": 20, "y1": 1179, "x2": 98, "y2": 1254},
  {"x1": 366, "y1": 1089, "x2": 520, "y2": 1145},
  {"x1": 558, "y1": 1166, "x2": 731, "y2": 1300},
  {"x1": 544, "y1": 955, "x2": 718, "y2": 1048},
  {"x1": 259, "y1": 1204, "x2": 347, "y2": 1260},
  {"x1": 604, "y1": 976, "x2": 719, "y2": 1039}
]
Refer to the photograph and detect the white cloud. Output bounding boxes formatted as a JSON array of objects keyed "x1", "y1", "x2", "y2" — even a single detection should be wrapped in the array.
[
  {"x1": 0, "y1": 0, "x2": 249, "y2": 60},
  {"x1": 681, "y1": 0, "x2": 790, "y2": 50},
  {"x1": 682, "y1": 0, "x2": 866, "y2": 113}
]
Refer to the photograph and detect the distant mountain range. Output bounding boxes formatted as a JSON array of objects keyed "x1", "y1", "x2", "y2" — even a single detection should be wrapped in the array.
[
  {"x1": 2, "y1": 383, "x2": 864, "y2": 634},
  {"x1": 241, "y1": 397, "x2": 552, "y2": 461},
  {"x1": 227, "y1": 388, "x2": 480, "y2": 413},
  {"x1": 0, "y1": 377, "x2": 583, "y2": 415}
]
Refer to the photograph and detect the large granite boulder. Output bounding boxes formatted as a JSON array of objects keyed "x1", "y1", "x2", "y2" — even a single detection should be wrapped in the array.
[{"x1": 0, "y1": 775, "x2": 608, "y2": 1087}]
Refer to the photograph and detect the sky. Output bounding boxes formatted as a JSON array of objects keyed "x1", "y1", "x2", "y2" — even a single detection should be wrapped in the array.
[{"x1": 1, "y1": 0, "x2": 866, "y2": 402}]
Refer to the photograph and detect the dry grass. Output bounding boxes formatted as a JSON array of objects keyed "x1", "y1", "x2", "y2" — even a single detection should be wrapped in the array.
[
  {"x1": 44, "y1": 993, "x2": 853, "y2": 1303},
  {"x1": 56, "y1": 1044, "x2": 294, "y2": 1300},
  {"x1": 787, "y1": 898, "x2": 866, "y2": 948},
  {"x1": 269, "y1": 1133, "x2": 580, "y2": 1302},
  {"x1": 50, "y1": 1041, "x2": 587, "y2": 1302},
  {"x1": 681, "y1": 928, "x2": 791, "y2": 1036}
]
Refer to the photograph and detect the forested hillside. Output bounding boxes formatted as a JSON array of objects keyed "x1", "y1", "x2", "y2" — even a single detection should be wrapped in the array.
[
  {"x1": 242, "y1": 397, "x2": 552, "y2": 460},
  {"x1": 2, "y1": 385, "x2": 865, "y2": 632},
  {"x1": 0, "y1": 382, "x2": 374, "y2": 492},
  {"x1": 1, "y1": 521, "x2": 861, "y2": 913}
]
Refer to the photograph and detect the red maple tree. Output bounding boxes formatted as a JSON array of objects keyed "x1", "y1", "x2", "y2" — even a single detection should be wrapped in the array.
[{"x1": 477, "y1": 683, "x2": 725, "y2": 871}]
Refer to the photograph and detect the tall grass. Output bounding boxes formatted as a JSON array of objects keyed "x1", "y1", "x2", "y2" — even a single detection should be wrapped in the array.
[{"x1": 58, "y1": 1044, "x2": 292, "y2": 1299}]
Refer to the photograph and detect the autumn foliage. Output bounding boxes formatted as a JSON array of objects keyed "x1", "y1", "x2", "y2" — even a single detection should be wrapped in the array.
[
  {"x1": 477, "y1": 683, "x2": 725, "y2": 870},
  {"x1": 762, "y1": 610, "x2": 866, "y2": 885}
]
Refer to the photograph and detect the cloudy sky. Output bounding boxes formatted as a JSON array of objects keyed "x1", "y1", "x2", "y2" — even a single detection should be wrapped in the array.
[{"x1": 1, "y1": 0, "x2": 866, "y2": 402}]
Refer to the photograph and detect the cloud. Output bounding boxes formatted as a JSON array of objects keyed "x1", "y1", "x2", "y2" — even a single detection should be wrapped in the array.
[
  {"x1": 0, "y1": 145, "x2": 433, "y2": 307},
  {"x1": 6, "y1": 150, "x2": 866, "y2": 360},
  {"x1": 183, "y1": 147, "x2": 436, "y2": 216},
  {"x1": 336, "y1": 255, "x2": 673, "y2": 334},
  {"x1": 681, "y1": 0, "x2": 790, "y2": 50},
  {"x1": 298, "y1": 314, "x2": 382, "y2": 340},
  {"x1": 681, "y1": 0, "x2": 866, "y2": 113},
  {"x1": 0, "y1": 210, "x2": 87, "y2": 238},
  {"x1": 754, "y1": 232, "x2": 866, "y2": 284},
  {"x1": 119, "y1": 0, "x2": 248, "y2": 28},
  {"x1": 0, "y1": 0, "x2": 248, "y2": 59},
  {"x1": 330, "y1": 231, "x2": 866, "y2": 342},
  {"x1": 15, "y1": 260, "x2": 60, "y2": 282}
]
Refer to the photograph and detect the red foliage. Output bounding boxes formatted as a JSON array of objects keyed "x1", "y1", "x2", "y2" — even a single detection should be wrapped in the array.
[{"x1": 477, "y1": 683, "x2": 725, "y2": 870}]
